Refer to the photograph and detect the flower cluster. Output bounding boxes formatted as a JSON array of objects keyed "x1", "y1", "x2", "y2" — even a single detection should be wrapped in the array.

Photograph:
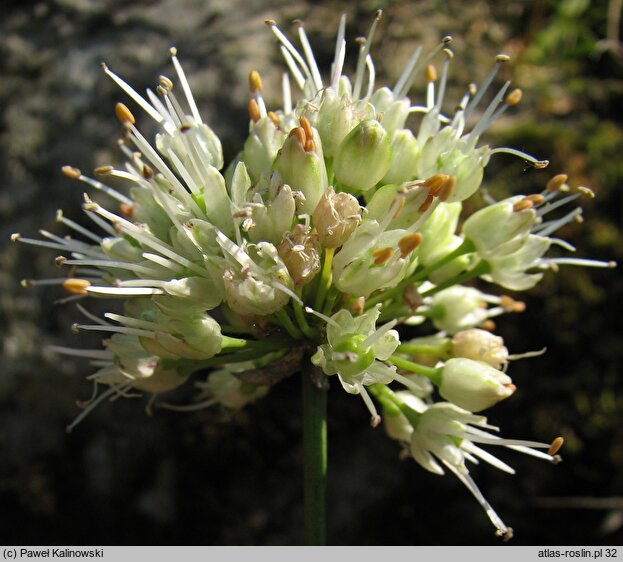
[{"x1": 13, "y1": 12, "x2": 615, "y2": 538}]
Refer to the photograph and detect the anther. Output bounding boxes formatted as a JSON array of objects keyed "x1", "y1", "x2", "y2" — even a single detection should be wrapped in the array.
[
  {"x1": 439, "y1": 176, "x2": 457, "y2": 202},
  {"x1": 299, "y1": 116, "x2": 315, "y2": 152},
  {"x1": 496, "y1": 54, "x2": 510, "y2": 62},
  {"x1": 156, "y1": 85, "x2": 168, "y2": 97},
  {"x1": 248, "y1": 99, "x2": 261, "y2": 123},
  {"x1": 425, "y1": 64, "x2": 437, "y2": 82},
  {"x1": 442, "y1": 48, "x2": 454, "y2": 59},
  {"x1": 468, "y1": 83, "x2": 477, "y2": 96},
  {"x1": 63, "y1": 278, "x2": 92, "y2": 295},
  {"x1": 548, "y1": 436, "x2": 564, "y2": 456},
  {"x1": 119, "y1": 203, "x2": 133, "y2": 218},
  {"x1": 264, "y1": 19, "x2": 276, "y2": 26},
  {"x1": 481, "y1": 319, "x2": 496, "y2": 332},
  {"x1": 500, "y1": 295, "x2": 526, "y2": 313},
  {"x1": 576, "y1": 186, "x2": 595, "y2": 198},
  {"x1": 55, "y1": 256, "x2": 67, "y2": 267},
  {"x1": 370, "y1": 415, "x2": 382, "y2": 428},
  {"x1": 142, "y1": 164, "x2": 154, "y2": 179},
  {"x1": 158, "y1": 75, "x2": 174, "y2": 90},
  {"x1": 289, "y1": 126, "x2": 306, "y2": 147},
  {"x1": 355, "y1": 37, "x2": 367, "y2": 46},
  {"x1": 372, "y1": 247, "x2": 394, "y2": 265},
  {"x1": 115, "y1": 102, "x2": 135, "y2": 125},
  {"x1": 546, "y1": 174, "x2": 568, "y2": 192},
  {"x1": 391, "y1": 196, "x2": 405, "y2": 219},
  {"x1": 62, "y1": 165, "x2": 82, "y2": 180},
  {"x1": 180, "y1": 124, "x2": 192, "y2": 133},
  {"x1": 418, "y1": 193, "x2": 435, "y2": 213},
  {"x1": 267, "y1": 111, "x2": 281, "y2": 128},
  {"x1": 375, "y1": 9, "x2": 383, "y2": 20},
  {"x1": 525, "y1": 194, "x2": 545, "y2": 205},
  {"x1": 398, "y1": 232, "x2": 423, "y2": 259},
  {"x1": 94, "y1": 165, "x2": 113, "y2": 175},
  {"x1": 348, "y1": 296, "x2": 365, "y2": 316},
  {"x1": 10, "y1": 233, "x2": 21, "y2": 242},
  {"x1": 421, "y1": 173, "x2": 449, "y2": 196},
  {"x1": 292, "y1": 19, "x2": 304, "y2": 28},
  {"x1": 513, "y1": 199, "x2": 534, "y2": 212},
  {"x1": 249, "y1": 70, "x2": 263, "y2": 93},
  {"x1": 71, "y1": 323, "x2": 80, "y2": 333},
  {"x1": 534, "y1": 160, "x2": 549, "y2": 169},
  {"x1": 506, "y1": 88, "x2": 522, "y2": 106},
  {"x1": 442, "y1": 35, "x2": 453, "y2": 44}
]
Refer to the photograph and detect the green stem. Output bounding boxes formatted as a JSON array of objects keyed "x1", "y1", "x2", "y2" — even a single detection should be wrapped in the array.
[
  {"x1": 369, "y1": 384, "x2": 421, "y2": 427},
  {"x1": 314, "y1": 246, "x2": 335, "y2": 311},
  {"x1": 397, "y1": 341, "x2": 451, "y2": 359},
  {"x1": 419, "y1": 260, "x2": 491, "y2": 298},
  {"x1": 388, "y1": 354, "x2": 443, "y2": 385},
  {"x1": 293, "y1": 298, "x2": 316, "y2": 340},
  {"x1": 302, "y1": 367, "x2": 327, "y2": 545},
  {"x1": 274, "y1": 308, "x2": 304, "y2": 340}
]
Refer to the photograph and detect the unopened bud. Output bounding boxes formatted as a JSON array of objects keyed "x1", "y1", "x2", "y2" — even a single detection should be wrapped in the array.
[
  {"x1": 451, "y1": 329, "x2": 509, "y2": 369},
  {"x1": 333, "y1": 119, "x2": 392, "y2": 194}
]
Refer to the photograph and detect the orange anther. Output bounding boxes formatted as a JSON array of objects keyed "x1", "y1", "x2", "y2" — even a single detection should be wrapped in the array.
[
  {"x1": 372, "y1": 247, "x2": 394, "y2": 265},
  {"x1": 249, "y1": 70, "x2": 263, "y2": 93},
  {"x1": 513, "y1": 199, "x2": 534, "y2": 212},
  {"x1": 61, "y1": 165, "x2": 81, "y2": 180},
  {"x1": 546, "y1": 174, "x2": 568, "y2": 192},
  {"x1": 439, "y1": 176, "x2": 457, "y2": 202},
  {"x1": 248, "y1": 99, "x2": 261, "y2": 123},
  {"x1": 62, "y1": 278, "x2": 91, "y2": 295},
  {"x1": 398, "y1": 232, "x2": 423, "y2": 258},
  {"x1": 115, "y1": 102, "x2": 135, "y2": 125},
  {"x1": 548, "y1": 436, "x2": 564, "y2": 456}
]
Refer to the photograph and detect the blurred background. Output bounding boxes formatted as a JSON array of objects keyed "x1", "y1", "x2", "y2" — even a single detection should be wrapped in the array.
[{"x1": 1, "y1": 0, "x2": 622, "y2": 546}]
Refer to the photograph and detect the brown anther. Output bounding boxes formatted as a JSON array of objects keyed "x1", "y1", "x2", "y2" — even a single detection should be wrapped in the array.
[
  {"x1": 548, "y1": 436, "x2": 564, "y2": 456},
  {"x1": 534, "y1": 160, "x2": 549, "y2": 169},
  {"x1": 425, "y1": 64, "x2": 437, "y2": 82},
  {"x1": 349, "y1": 296, "x2": 365, "y2": 316},
  {"x1": 265, "y1": 19, "x2": 276, "y2": 26},
  {"x1": 180, "y1": 124, "x2": 192, "y2": 133},
  {"x1": 248, "y1": 98, "x2": 261, "y2": 123},
  {"x1": 293, "y1": 19, "x2": 304, "y2": 28},
  {"x1": 375, "y1": 9, "x2": 383, "y2": 20},
  {"x1": 119, "y1": 203, "x2": 133, "y2": 218},
  {"x1": 506, "y1": 88, "x2": 522, "y2": 106},
  {"x1": 355, "y1": 37, "x2": 367, "y2": 46},
  {"x1": 398, "y1": 232, "x2": 423, "y2": 259},
  {"x1": 439, "y1": 175, "x2": 457, "y2": 202},
  {"x1": 481, "y1": 319, "x2": 496, "y2": 332},
  {"x1": 62, "y1": 278, "x2": 91, "y2": 295},
  {"x1": 55, "y1": 256, "x2": 67, "y2": 267},
  {"x1": 525, "y1": 194, "x2": 545, "y2": 205},
  {"x1": 115, "y1": 102, "x2": 135, "y2": 125},
  {"x1": 496, "y1": 54, "x2": 510, "y2": 62},
  {"x1": 289, "y1": 126, "x2": 306, "y2": 147},
  {"x1": 513, "y1": 199, "x2": 534, "y2": 212},
  {"x1": 546, "y1": 174, "x2": 568, "y2": 192},
  {"x1": 370, "y1": 415, "x2": 382, "y2": 428},
  {"x1": 500, "y1": 295, "x2": 526, "y2": 313},
  {"x1": 142, "y1": 164, "x2": 154, "y2": 179},
  {"x1": 421, "y1": 173, "x2": 448, "y2": 196},
  {"x1": 267, "y1": 111, "x2": 281, "y2": 128},
  {"x1": 94, "y1": 165, "x2": 113, "y2": 175},
  {"x1": 418, "y1": 193, "x2": 435, "y2": 213},
  {"x1": 62, "y1": 165, "x2": 82, "y2": 180},
  {"x1": 390, "y1": 196, "x2": 406, "y2": 219},
  {"x1": 249, "y1": 70, "x2": 263, "y2": 93},
  {"x1": 299, "y1": 116, "x2": 315, "y2": 151},
  {"x1": 372, "y1": 247, "x2": 394, "y2": 265},
  {"x1": 403, "y1": 284, "x2": 421, "y2": 312},
  {"x1": 158, "y1": 75, "x2": 173, "y2": 91}
]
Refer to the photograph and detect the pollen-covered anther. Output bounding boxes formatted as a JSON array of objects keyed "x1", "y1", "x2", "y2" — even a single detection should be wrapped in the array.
[
  {"x1": 499, "y1": 295, "x2": 526, "y2": 313},
  {"x1": 115, "y1": 102, "x2": 135, "y2": 125},
  {"x1": 513, "y1": 199, "x2": 534, "y2": 212},
  {"x1": 525, "y1": 194, "x2": 545, "y2": 205},
  {"x1": 534, "y1": 160, "x2": 550, "y2": 169},
  {"x1": 546, "y1": 174, "x2": 569, "y2": 192},
  {"x1": 398, "y1": 232, "x2": 423, "y2": 259},
  {"x1": 496, "y1": 53, "x2": 510, "y2": 62},
  {"x1": 289, "y1": 126, "x2": 306, "y2": 148},
  {"x1": 548, "y1": 436, "x2": 564, "y2": 456},
  {"x1": 299, "y1": 116, "x2": 315, "y2": 152},
  {"x1": 370, "y1": 415, "x2": 382, "y2": 428},
  {"x1": 267, "y1": 111, "x2": 281, "y2": 128},
  {"x1": 439, "y1": 176, "x2": 457, "y2": 202},
  {"x1": 442, "y1": 35, "x2": 453, "y2": 44},
  {"x1": 497, "y1": 527, "x2": 514, "y2": 542},
  {"x1": 158, "y1": 75, "x2": 174, "y2": 91},
  {"x1": 55, "y1": 256, "x2": 67, "y2": 267},
  {"x1": 10, "y1": 233, "x2": 21, "y2": 242},
  {"x1": 506, "y1": 88, "x2": 522, "y2": 106},
  {"x1": 481, "y1": 319, "x2": 496, "y2": 332},
  {"x1": 62, "y1": 165, "x2": 82, "y2": 180},
  {"x1": 248, "y1": 99, "x2": 261, "y2": 123},
  {"x1": 94, "y1": 166, "x2": 113, "y2": 175},
  {"x1": 372, "y1": 247, "x2": 394, "y2": 265},
  {"x1": 425, "y1": 64, "x2": 437, "y2": 82},
  {"x1": 180, "y1": 125, "x2": 192, "y2": 133},
  {"x1": 119, "y1": 203, "x2": 133, "y2": 219},
  {"x1": 63, "y1": 278, "x2": 91, "y2": 295},
  {"x1": 420, "y1": 173, "x2": 449, "y2": 197},
  {"x1": 576, "y1": 186, "x2": 595, "y2": 198},
  {"x1": 20, "y1": 279, "x2": 32, "y2": 288},
  {"x1": 249, "y1": 70, "x2": 263, "y2": 93},
  {"x1": 443, "y1": 48, "x2": 454, "y2": 59}
]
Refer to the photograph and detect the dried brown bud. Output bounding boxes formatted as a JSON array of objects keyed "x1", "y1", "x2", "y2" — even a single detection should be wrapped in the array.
[
  {"x1": 312, "y1": 187, "x2": 362, "y2": 248},
  {"x1": 277, "y1": 226, "x2": 321, "y2": 286}
]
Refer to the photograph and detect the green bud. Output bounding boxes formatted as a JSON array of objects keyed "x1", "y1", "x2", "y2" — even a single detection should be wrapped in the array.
[
  {"x1": 439, "y1": 357, "x2": 515, "y2": 412},
  {"x1": 369, "y1": 87, "x2": 410, "y2": 133},
  {"x1": 430, "y1": 286, "x2": 488, "y2": 334},
  {"x1": 243, "y1": 116, "x2": 287, "y2": 182},
  {"x1": 201, "y1": 370, "x2": 269, "y2": 409},
  {"x1": 333, "y1": 119, "x2": 392, "y2": 194},
  {"x1": 382, "y1": 129, "x2": 420, "y2": 184}
]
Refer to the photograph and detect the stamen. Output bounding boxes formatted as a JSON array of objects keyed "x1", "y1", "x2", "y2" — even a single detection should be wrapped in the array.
[
  {"x1": 280, "y1": 46, "x2": 306, "y2": 91},
  {"x1": 546, "y1": 174, "x2": 569, "y2": 192},
  {"x1": 169, "y1": 47, "x2": 203, "y2": 124},
  {"x1": 295, "y1": 21, "x2": 323, "y2": 92},
  {"x1": 157, "y1": 398, "x2": 219, "y2": 412},
  {"x1": 353, "y1": 10, "x2": 382, "y2": 101},
  {"x1": 357, "y1": 383, "x2": 381, "y2": 428},
  {"x1": 373, "y1": 247, "x2": 394, "y2": 265},
  {"x1": 115, "y1": 102, "x2": 135, "y2": 125},
  {"x1": 66, "y1": 385, "x2": 117, "y2": 433},
  {"x1": 282, "y1": 72, "x2": 292, "y2": 114},
  {"x1": 304, "y1": 306, "x2": 341, "y2": 328},
  {"x1": 330, "y1": 14, "x2": 347, "y2": 89},
  {"x1": 86, "y1": 286, "x2": 165, "y2": 296},
  {"x1": 47, "y1": 345, "x2": 113, "y2": 360},
  {"x1": 63, "y1": 278, "x2": 91, "y2": 295},
  {"x1": 76, "y1": 303, "x2": 111, "y2": 325},
  {"x1": 398, "y1": 232, "x2": 423, "y2": 258},
  {"x1": 464, "y1": 54, "x2": 509, "y2": 119},
  {"x1": 393, "y1": 46, "x2": 422, "y2": 98},
  {"x1": 73, "y1": 323, "x2": 156, "y2": 338},
  {"x1": 56, "y1": 210, "x2": 103, "y2": 243},
  {"x1": 362, "y1": 319, "x2": 397, "y2": 348},
  {"x1": 248, "y1": 70, "x2": 263, "y2": 93}
]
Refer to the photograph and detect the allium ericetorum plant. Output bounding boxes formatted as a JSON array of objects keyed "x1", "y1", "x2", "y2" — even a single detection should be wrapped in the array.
[{"x1": 12, "y1": 11, "x2": 616, "y2": 543}]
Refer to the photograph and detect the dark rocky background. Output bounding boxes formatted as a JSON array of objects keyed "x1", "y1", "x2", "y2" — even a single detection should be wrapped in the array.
[{"x1": 1, "y1": 0, "x2": 622, "y2": 545}]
